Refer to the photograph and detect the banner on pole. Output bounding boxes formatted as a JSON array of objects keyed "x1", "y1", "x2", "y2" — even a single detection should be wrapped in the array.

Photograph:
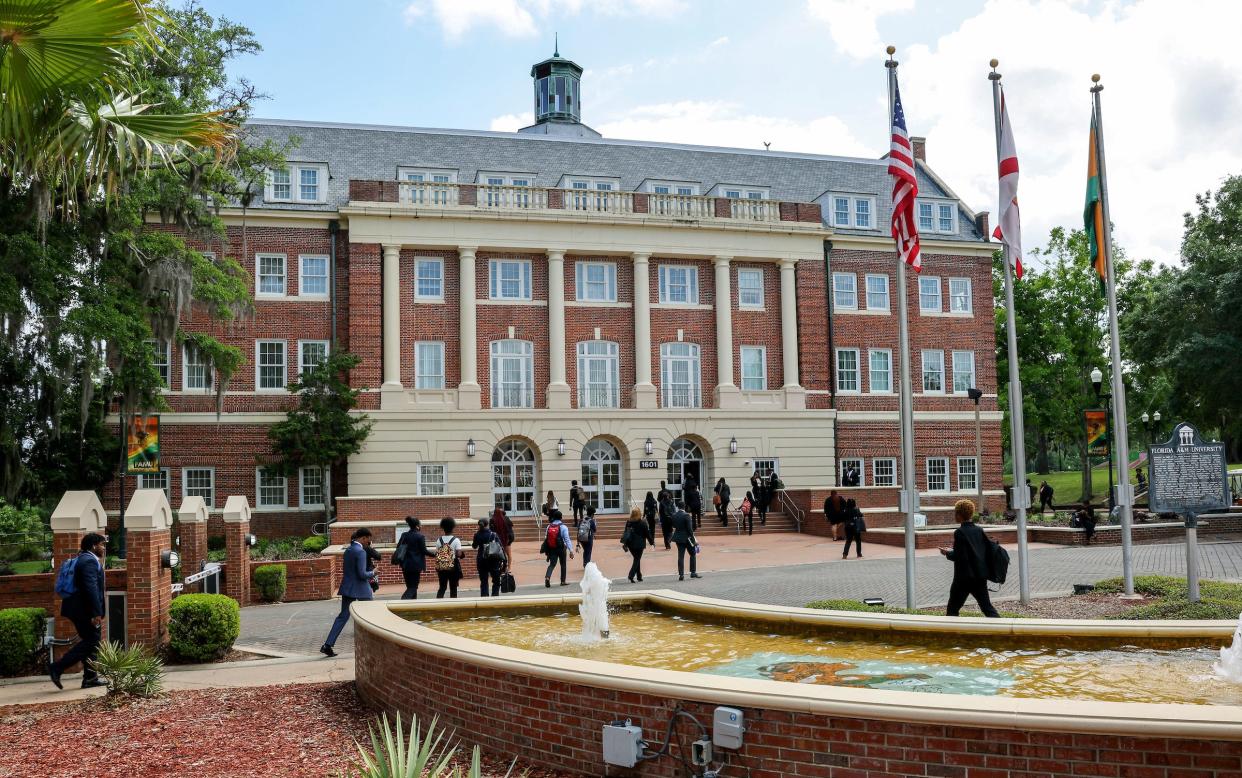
[
  {"x1": 1085, "y1": 409, "x2": 1109, "y2": 457},
  {"x1": 125, "y1": 415, "x2": 160, "y2": 474}
]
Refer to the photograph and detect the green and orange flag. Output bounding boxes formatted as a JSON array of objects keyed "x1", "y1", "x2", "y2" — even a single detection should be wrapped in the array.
[{"x1": 1083, "y1": 111, "x2": 1108, "y2": 294}]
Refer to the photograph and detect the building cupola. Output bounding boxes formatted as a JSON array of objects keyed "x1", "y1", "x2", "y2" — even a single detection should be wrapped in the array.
[{"x1": 517, "y1": 39, "x2": 601, "y2": 138}]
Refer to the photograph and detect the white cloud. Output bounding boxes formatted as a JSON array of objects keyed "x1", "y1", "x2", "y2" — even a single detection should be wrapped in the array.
[
  {"x1": 405, "y1": 0, "x2": 685, "y2": 41},
  {"x1": 805, "y1": 0, "x2": 916, "y2": 61},
  {"x1": 490, "y1": 112, "x2": 534, "y2": 132}
]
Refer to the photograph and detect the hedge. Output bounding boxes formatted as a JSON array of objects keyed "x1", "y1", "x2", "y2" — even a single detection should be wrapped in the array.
[
  {"x1": 253, "y1": 563, "x2": 287, "y2": 602},
  {"x1": 302, "y1": 535, "x2": 329, "y2": 554},
  {"x1": 0, "y1": 607, "x2": 46, "y2": 675},
  {"x1": 169, "y1": 594, "x2": 240, "y2": 662}
]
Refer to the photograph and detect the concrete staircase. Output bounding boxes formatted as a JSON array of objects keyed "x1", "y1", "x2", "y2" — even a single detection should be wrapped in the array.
[{"x1": 510, "y1": 509, "x2": 798, "y2": 542}]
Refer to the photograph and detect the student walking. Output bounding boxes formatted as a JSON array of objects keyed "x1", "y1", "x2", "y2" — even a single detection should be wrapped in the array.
[
  {"x1": 490, "y1": 507, "x2": 514, "y2": 569},
  {"x1": 684, "y1": 474, "x2": 703, "y2": 529},
  {"x1": 570, "y1": 480, "x2": 586, "y2": 527},
  {"x1": 392, "y1": 517, "x2": 432, "y2": 600},
  {"x1": 740, "y1": 491, "x2": 755, "y2": 535},
  {"x1": 842, "y1": 498, "x2": 864, "y2": 559},
  {"x1": 434, "y1": 517, "x2": 465, "y2": 599},
  {"x1": 670, "y1": 509, "x2": 701, "y2": 581},
  {"x1": 622, "y1": 507, "x2": 654, "y2": 583},
  {"x1": 658, "y1": 491, "x2": 675, "y2": 549},
  {"x1": 938, "y1": 500, "x2": 1000, "y2": 618},
  {"x1": 643, "y1": 491, "x2": 658, "y2": 541},
  {"x1": 320, "y1": 528, "x2": 375, "y2": 657},
  {"x1": 49, "y1": 532, "x2": 108, "y2": 689},
  {"x1": 542, "y1": 509, "x2": 574, "y2": 587},
  {"x1": 577, "y1": 505, "x2": 598, "y2": 565},
  {"x1": 755, "y1": 478, "x2": 770, "y2": 526},
  {"x1": 1074, "y1": 501, "x2": 1098, "y2": 544},
  {"x1": 713, "y1": 477, "x2": 731, "y2": 527},
  {"x1": 472, "y1": 517, "x2": 504, "y2": 597},
  {"x1": 1038, "y1": 481, "x2": 1054, "y2": 514},
  {"x1": 541, "y1": 490, "x2": 560, "y2": 519},
  {"x1": 823, "y1": 489, "x2": 847, "y2": 541}
]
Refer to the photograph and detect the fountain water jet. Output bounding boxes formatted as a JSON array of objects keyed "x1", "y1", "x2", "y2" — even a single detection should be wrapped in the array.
[
  {"x1": 1213, "y1": 613, "x2": 1242, "y2": 682},
  {"x1": 579, "y1": 562, "x2": 611, "y2": 640}
]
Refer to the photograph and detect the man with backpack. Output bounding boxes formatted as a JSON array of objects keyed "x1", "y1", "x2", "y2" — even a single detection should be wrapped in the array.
[
  {"x1": 577, "y1": 505, "x2": 598, "y2": 565},
  {"x1": 570, "y1": 480, "x2": 585, "y2": 527},
  {"x1": 542, "y1": 509, "x2": 574, "y2": 587},
  {"x1": 49, "y1": 532, "x2": 108, "y2": 690},
  {"x1": 938, "y1": 499, "x2": 1000, "y2": 618}
]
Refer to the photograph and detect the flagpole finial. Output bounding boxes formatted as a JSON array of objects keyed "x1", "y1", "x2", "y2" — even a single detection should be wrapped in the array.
[
  {"x1": 886, "y1": 45, "x2": 896, "y2": 55},
  {"x1": 990, "y1": 58, "x2": 999, "y2": 68},
  {"x1": 989, "y1": 59, "x2": 1001, "y2": 81},
  {"x1": 1091, "y1": 73, "x2": 1102, "y2": 93}
]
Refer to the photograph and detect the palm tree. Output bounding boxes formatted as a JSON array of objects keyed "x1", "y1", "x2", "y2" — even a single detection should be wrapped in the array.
[{"x1": 0, "y1": 0, "x2": 235, "y2": 219}]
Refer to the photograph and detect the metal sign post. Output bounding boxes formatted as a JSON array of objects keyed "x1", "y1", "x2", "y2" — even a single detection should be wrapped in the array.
[{"x1": 1185, "y1": 511, "x2": 1200, "y2": 602}]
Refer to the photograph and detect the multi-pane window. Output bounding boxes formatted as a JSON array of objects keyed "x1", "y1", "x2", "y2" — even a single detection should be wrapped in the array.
[
  {"x1": 836, "y1": 348, "x2": 860, "y2": 392},
  {"x1": 576, "y1": 341, "x2": 619, "y2": 408},
  {"x1": 952, "y1": 350, "x2": 976, "y2": 394},
  {"x1": 865, "y1": 274, "x2": 889, "y2": 310},
  {"x1": 926, "y1": 458, "x2": 949, "y2": 492},
  {"x1": 840, "y1": 458, "x2": 864, "y2": 487},
  {"x1": 917, "y1": 200, "x2": 958, "y2": 234},
  {"x1": 918, "y1": 202, "x2": 935, "y2": 231},
  {"x1": 949, "y1": 277, "x2": 972, "y2": 313},
  {"x1": 183, "y1": 467, "x2": 215, "y2": 508},
  {"x1": 828, "y1": 195, "x2": 876, "y2": 228},
  {"x1": 660, "y1": 343, "x2": 701, "y2": 408},
  {"x1": 855, "y1": 198, "x2": 871, "y2": 228},
  {"x1": 658, "y1": 265, "x2": 699, "y2": 304},
  {"x1": 415, "y1": 342, "x2": 445, "y2": 389},
  {"x1": 490, "y1": 340, "x2": 534, "y2": 408},
  {"x1": 918, "y1": 276, "x2": 942, "y2": 312},
  {"x1": 256, "y1": 340, "x2": 287, "y2": 390},
  {"x1": 869, "y1": 349, "x2": 892, "y2": 393},
  {"x1": 832, "y1": 273, "x2": 857, "y2": 310},
  {"x1": 136, "y1": 469, "x2": 170, "y2": 500},
  {"x1": 921, "y1": 350, "x2": 944, "y2": 393},
  {"x1": 740, "y1": 346, "x2": 767, "y2": 390},
  {"x1": 299, "y1": 168, "x2": 319, "y2": 201},
  {"x1": 415, "y1": 258, "x2": 443, "y2": 300},
  {"x1": 833, "y1": 196, "x2": 850, "y2": 227},
  {"x1": 957, "y1": 457, "x2": 978, "y2": 492},
  {"x1": 299, "y1": 255, "x2": 328, "y2": 297},
  {"x1": 299, "y1": 340, "x2": 329, "y2": 377},
  {"x1": 873, "y1": 458, "x2": 897, "y2": 487},
  {"x1": 183, "y1": 344, "x2": 212, "y2": 391},
  {"x1": 581, "y1": 440, "x2": 623, "y2": 511},
  {"x1": 267, "y1": 164, "x2": 326, "y2": 204},
  {"x1": 737, "y1": 269, "x2": 764, "y2": 308},
  {"x1": 300, "y1": 467, "x2": 324, "y2": 507},
  {"x1": 148, "y1": 340, "x2": 171, "y2": 388},
  {"x1": 488, "y1": 259, "x2": 532, "y2": 300},
  {"x1": 418, "y1": 464, "x2": 447, "y2": 496},
  {"x1": 257, "y1": 254, "x2": 286, "y2": 296},
  {"x1": 939, "y1": 203, "x2": 955, "y2": 233},
  {"x1": 269, "y1": 168, "x2": 291, "y2": 201},
  {"x1": 753, "y1": 458, "x2": 780, "y2": 480},
  {"x1": 256, "y1": 468, "x2": 287, "y2": 508},
  {"x1": 575, "y1": 262, "x2": 617, "y2": 302}
]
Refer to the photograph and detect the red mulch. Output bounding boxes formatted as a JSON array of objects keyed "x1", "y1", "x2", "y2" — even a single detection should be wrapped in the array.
[{"x1": 0, "y1": 682, "x2": 573, "y2": 778}]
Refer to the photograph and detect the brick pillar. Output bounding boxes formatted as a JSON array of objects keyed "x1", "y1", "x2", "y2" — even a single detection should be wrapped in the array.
[
  {"x1": 48, "y1": 492, "x2": 107, "y2": 664},
  {"x1": 124, "y1": 489, "x2": 173, "y2": 650},
  {"x1": 177, "y1": 496, "x2": 209, "y2": 593},
  {"x1": 222, "y1": 496, "x2": 251, "y2": 605}
]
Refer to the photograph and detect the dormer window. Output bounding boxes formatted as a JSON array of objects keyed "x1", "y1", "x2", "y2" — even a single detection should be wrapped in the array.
[
  {"x1": 712, "y1": 184, "x2": 769, "y2": 200},
  {"x1": 266, "y1": 163, "x2": 327, "y2": 204},
  {"x1": 917, "y1": 199, "x2": 959, "y2": 235},
  {"x1": 829, "y1": 193, "x2": 877, "y2": 229}
]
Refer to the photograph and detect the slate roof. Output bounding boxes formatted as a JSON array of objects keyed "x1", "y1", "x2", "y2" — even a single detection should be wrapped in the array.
[{"x1": 245, "y1": 119, "x2": 986, "y2": 242}]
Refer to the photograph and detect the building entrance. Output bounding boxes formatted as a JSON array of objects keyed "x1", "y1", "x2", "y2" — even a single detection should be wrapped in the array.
[
  {"x1": 492, "y1": 440, "x2": 537, "y2": 516},
  {"x1": 666, "y1": 439, "x2": 704, "y2": 509}
]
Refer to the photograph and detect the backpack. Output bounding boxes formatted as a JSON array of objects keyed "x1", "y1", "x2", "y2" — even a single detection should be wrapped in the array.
[
  {"x1": 482, "y1": 537, "x2": 505, "y2": 564},
  {"x1": 577, "y1": 520, "x2": 593, "y2": 543},
  {"x1": 986, "y1": 539, "x2": 1010, "y2": 585},
  {"x1": 545, "y1": 523, "x2": 562, "y2": 551},
  {"x1": 434, "y1": 537, "x2": 457, "y2": 572},
  {"x1": 55, "y1": 556, "x2": 79, "y2": 599},
  {"x1": 770, "y1": 476, "x2": 784, "y2": 491}
]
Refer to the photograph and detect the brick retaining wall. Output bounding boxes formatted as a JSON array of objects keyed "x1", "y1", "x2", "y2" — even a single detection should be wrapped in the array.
[
  {"x1": 334, "y1": 496, "x2": 471, "y2": 525},
  {"x1": 0, "y1": 569, "x2": 127, "y2": 613},
  {"x1": 247, "y1": 556, "x2": 335, "y2": 604}
]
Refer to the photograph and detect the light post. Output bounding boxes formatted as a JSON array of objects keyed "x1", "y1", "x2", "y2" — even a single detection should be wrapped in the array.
[
  {"x1": 1141, "y1": 410, "x2": 1161, "y2": 446},
  {"x1": 1091, "y1": 367, "x2": 1115, "y2": 512},
  {"x1": 967, "y1": 387, "x2": 984, "y2": 513}
]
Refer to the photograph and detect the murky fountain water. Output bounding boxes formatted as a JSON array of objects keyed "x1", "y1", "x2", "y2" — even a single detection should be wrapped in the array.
[
  {"x1": 577, "y1": 562, "x2": 611, "y2": 641},
  {"x1": 1214, "y1": 612, "x2": 1242, "y2": 683}
]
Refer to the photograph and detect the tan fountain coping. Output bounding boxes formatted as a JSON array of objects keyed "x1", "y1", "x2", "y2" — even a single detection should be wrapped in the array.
[{"x1": 352, "y1": 590, "x2": 1242, "y2": 740}]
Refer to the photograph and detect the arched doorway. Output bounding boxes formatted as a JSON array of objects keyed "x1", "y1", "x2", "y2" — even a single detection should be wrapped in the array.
[
  {"x1": 492, "y1": 439, "x2": 537, "y2": 516},
  {"x1": 666, "y1": 438, "x2": 705, "y2": 508},
  {"x1": 581, "y1": 439, "x2": 624, "y2": 512}
]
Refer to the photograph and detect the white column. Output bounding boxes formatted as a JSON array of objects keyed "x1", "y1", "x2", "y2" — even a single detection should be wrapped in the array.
[
  {"x1": 631, "y1": 252, "x2": 657, "y2": 409},
  {"x1": 546, "y1": 249, "x2": 571, "y2": 409},
  {"x1": 381, "y1": 244, "x2": 403, "y2": 391},
  {"x1": 780, "y1": 258, "x2": 805, "y2": 409},
  {"x1": 457, "y1": 246, "x2": 481, "y2": 410},
  {"x1": 714, "y1": 256, "x2": 741, "y2": 409}
]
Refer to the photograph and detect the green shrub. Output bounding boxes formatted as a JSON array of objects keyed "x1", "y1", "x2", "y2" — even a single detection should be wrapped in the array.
[
  {"x1": 807, "y1": 598, "x2": 912, "y2": 614},
  {"x1": 90, "y1": 641, "x2": 164, "y2": 697},
  {"x1": 0, "y1": 561, "x2": 13, "y2": 576},
  {"x1": 354, "y1": 713, "x2": 492, "y2": 778},
  {"x1": 250, "y1": 536, "x2": 305, "y2": 561},
  {"x1": 206, "y1": 549, "x2": 226, "y2": 563},
  {"x1": 253, "y1": 563, "x2": 287, "y2": 602},
  {"x1": 0, "y1": 501, "x2": 49, "y2": 562},
  {"x1": 1092, "y1": 576, "x2": 1242, "y2": 601},
  {"x1": 302, "y1": 535, "x2": 329, "y2": 554},
  {"x1": 168, "y1": 594, "x2": 240, "y2": 662},
  {"x1": 1114, "y1": 597, "x2": 1242, "y2": 621},
  {"x1": 0, "y1": 607, "x2": 46, "y2": 675}
]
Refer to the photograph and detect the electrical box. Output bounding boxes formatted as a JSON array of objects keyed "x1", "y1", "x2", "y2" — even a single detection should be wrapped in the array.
[
  {"x1": 713, "y1": 706, "x2": 744, "y2": 750},
  {"x1": 602, "y1": 722, "x2": 644, "y2": 768},
  {"x1": 691, "y1": 739, "x2": 713, "y2": 766}
]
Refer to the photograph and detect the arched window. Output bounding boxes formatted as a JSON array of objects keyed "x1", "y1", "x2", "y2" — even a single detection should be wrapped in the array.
[
  {"x1": 581, "y1": 439, "x2": 623, "y2": 511},
  {"x1": 492, "y1": 439, "x2": 537, "y2": 516},
  {"x1": 490, "y1": 340, "x2": 534, "y2": 408},
  {"x1": 660, "y1": 343, "x2": 701, "y2": 408},
  {"x1": 666, "y1": 439, "x2": 705, "y2": 508},
  {"x1": 576, "y1": 341, "x2": 619, "y2": 408}
]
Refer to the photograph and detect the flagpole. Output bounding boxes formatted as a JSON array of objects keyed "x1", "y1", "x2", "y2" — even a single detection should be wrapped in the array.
[
  {"x1": 1090, "y1": 73, "x2": 1135, "y2": 596},
  {"x1": 988, "y1": 61, "x2": 1031, "y2": 604},
  {"x1": 886, "y1": 45, "x2": 920, "y2": 610}
]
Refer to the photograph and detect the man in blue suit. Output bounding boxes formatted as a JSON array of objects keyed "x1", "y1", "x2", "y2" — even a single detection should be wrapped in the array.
[
  {"x1": 320, "y1": 527, "x2": 375, "y2": 657},
  {"x1": 50, "y1": 532, "x2": 108, "y2": 689}
]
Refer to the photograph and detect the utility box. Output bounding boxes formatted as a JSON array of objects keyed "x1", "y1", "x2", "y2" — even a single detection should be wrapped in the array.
[
  {"x1": 602, "y1": 722, "x2": 644, "y2": 768},
  {"x1": 713, "y1": 706, "x2": 744, "y2": 750}
]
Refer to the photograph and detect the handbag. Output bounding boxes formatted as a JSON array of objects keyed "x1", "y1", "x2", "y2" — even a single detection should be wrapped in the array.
[
  {"x1": 712, "y1": 493, "x2": 721, "y2": 506},
  {"x1": 390, "y1": 539, "x2": 408, "y2": 566},
  {"x1": 500, "y1": 572, "x2": 516, "y2": 593}
]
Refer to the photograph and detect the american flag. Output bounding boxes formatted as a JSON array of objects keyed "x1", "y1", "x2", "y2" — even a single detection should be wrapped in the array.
[{"x1": 888, "y1": 80, "x2": 921, "y2": 272}]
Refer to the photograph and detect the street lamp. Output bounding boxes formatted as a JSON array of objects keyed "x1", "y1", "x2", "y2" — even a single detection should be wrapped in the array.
[
  {"x1": 1142, "y1": 410, "x2": 1161, "y2": 445},
  {"x1": 466, "y1": 438, "x2": 476, "y2": 457},
  {"x1": 1090, "y1": 367, "x2": 1115, "y2": 511},
  {"x1": 557, "y1": 438, "x2": 566, "y2": 456},
  {"x1": 644, "y1": 437, "x2": 653, "y2": 456},
  {"x1": 967, "y1": 387, "x2": 984, "y2": 513},
  {"x1": 729, "y1": 436, "x2": 738, "y2": 455}
]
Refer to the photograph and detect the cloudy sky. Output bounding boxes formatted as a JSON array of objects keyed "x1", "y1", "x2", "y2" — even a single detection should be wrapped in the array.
[{"x1": 203, "y1": 0, "x2": 1242, "y2": 266}]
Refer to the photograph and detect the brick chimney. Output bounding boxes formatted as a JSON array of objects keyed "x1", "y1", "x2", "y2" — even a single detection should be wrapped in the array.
[
  {"x1": 975, "y1": 211, "x2": 990, "y2": 239},
  {"x1": 910, "y1": 136, "x2": 926, "y2": 163}
]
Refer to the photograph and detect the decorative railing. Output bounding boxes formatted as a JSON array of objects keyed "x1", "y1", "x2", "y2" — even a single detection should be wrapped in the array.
[{"x1": 777, "y1": 489, "x2": 804, "y2": 533}]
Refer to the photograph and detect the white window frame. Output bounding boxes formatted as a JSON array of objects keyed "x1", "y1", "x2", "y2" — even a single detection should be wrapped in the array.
[
  {"x1": 182, "y1": 343, "x2": 212, "y2": 391},
  {"x1": 918, "y1": 276, "x2": 942, "y2": 313},
  {"x1": 832, "y1": 272, "x2": 857, "y2": 310},
  {"x1": 298, "y1": 340, "x2": 329, "y2": 378},
  {"x1": 868, "y1": 349, "x2": 892, "y2": 394},
  {"x1": 864, "y1": 274, "x2": 890, "y2": 311},
  {"x1": 952, "y1": 350, "x2": 976, "y2": 395},
  {"x1": 948, "y1": 277, "x2": 973, "y2": 314},
  {"x1": 835, "y1": 348, "x2": 860, "y2": 393},
  {"x1": 832, "y1": 195, "x2": 851, "y2": 228},
  {"x1": 136, "y1": 468, "x2": 170, "y2": 501},
  {"x1": 658, "y1": 265, "x2": 699, "y2": 305},
  {"x1": 417, "y1": 463, "x2": 447, "y2": 496},
  {"x1": 646, "y1": 181, "x2": 699, "y2": 195},
  {"x1": 739, "y1": 345, "x2": 767, "y2": 391},
  {"x1": 398, "y1": 168, "x2": 458, "y2": 205},
  {"x1": 299, "y1": 467, "x2": 325, "y2": 508},
  {"x1": 256, "y1": 253, "x2": 287, "y2": 298},
  {"x1": 255, "y1": 339, "x2": 287, "y2": 392},
  {"x1": 840, "y1": 458, "x2": 865, "y2": 487},
  {"x1": 873, "y1": 458, "x2": 897, "y2": 487},
  {"x1": 854, "y1": 197, "x2": 873, "y2": 228},
  {"x1": 182, "y1": 467, "x2": 215, "y2": 509},
  {"x1": 255, "y1": 467, "x2": 288, "y2": 509},
  {"x1": 827, "y1": 194, "x2": 876, "y2": 229},
  {"x1": 753, "y1": 458, "x2": 780, "y2": 480},
  {"x1": 737, "y1": 268, "x2": 764, "y2": 309},
  {"x1": 957, "y1": 457, "x2": 979, "y2": 493},
  {"x1": 415, "y1": 257, "x2": 444, "y2": 301},
  {"x1": 298, "y1": 254, "x2": 329, "y2": 298},
  {"x1": 415, "y1": 341, "x2": 446, "y2": 389},
  {"x1": 660, "y1": 342, "x2": 701, "y2": 409},
  {"x1": 715, "y1": 185, "x2": 769, "y2": 200},
  {"x1": 916, "y1": 199, "x2": 958, "y2": 235},
  {"x1": 926, "y1": 457, "x2": 949, "y2": 492},
  {"x1": 575, "y1": 261, "x2": 617, "y2": 303},
  {"x1": 576, "y1": 340, "x2": 620, "y2": 408},
  {"x1": 266, "y1": 163, "x2": 328, "y2": 204},
  {"x1": 488, "y1": 258, "x2": 533, "y2": 301},
  {"x1": 921, "y1": 349, "x2": 945, "y2": 394},
  {"x1": 148, "y1": 340, "x2": 171, "y2": 388},
  {"x1": 490, "y1": 340, "x2": 534, "y2": 409}
]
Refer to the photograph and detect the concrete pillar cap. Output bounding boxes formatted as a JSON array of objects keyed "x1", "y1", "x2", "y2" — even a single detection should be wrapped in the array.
[
  {"x1": 222, "y1": 495, "x2": 251, "y2": 524},
  {"x1": 125, "y1": 489, "x2": 173, "y2": 531},
  {"x1": 49, "y1": 491, "x2": 107, "y2": 534},
  {"x1": 177, "y1": 496, "x2": 209, "y2": 524}
]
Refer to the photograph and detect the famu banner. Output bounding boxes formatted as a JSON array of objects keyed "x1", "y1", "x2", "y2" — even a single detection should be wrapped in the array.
[
  {"x1": 1085, "y1": 409, "x2": 1109, "y2": 457},
  {"x1": 126, "y1": 415, "x2": 160, "y2": 474}
]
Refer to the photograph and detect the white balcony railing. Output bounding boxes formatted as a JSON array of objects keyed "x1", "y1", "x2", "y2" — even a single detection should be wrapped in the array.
[
  {"x1": 649, "y1": 193, "x2": 714, "y2": 218},
  {"x1": 477, "y1": 184, "x2": 548, "y2": 210},
  {"x1": 730, "y1": 198, "x2": 781, "y2": 221}
]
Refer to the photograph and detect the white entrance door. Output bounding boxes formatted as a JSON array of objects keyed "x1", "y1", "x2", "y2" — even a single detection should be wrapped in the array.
[
  {"x1": 492, "y1": 440, "x2": 537, "y2": 515},
  {"x1": 666, "y1": 439, "x2": 704, "y2": 509}
]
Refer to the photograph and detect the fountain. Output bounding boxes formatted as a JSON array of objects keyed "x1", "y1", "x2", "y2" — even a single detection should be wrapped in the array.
[
  {"x1": 1215, "y1": 612, "x2": 1242, "y2": 682},
  {"x1": 578, "y1": 561, "x2": 610, "y2": 640}
]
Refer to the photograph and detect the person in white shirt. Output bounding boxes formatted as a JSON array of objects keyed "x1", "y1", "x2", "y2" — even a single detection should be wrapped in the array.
[{"x1": 434, "y1": 517, "x2": 465, "y2": 598}]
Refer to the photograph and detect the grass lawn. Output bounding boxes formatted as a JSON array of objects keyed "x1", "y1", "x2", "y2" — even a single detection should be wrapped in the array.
[
  {"x1": 1007, "y1": 461, "x2": 1242, "y2": 504},
  {"x1": 8, "y1": 560, "x2": 50, "y2": 574}
]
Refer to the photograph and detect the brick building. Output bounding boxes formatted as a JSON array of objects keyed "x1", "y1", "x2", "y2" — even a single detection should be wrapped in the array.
[{"x1": 110, "y1": 50, "x2": 1002, "y2": 536}]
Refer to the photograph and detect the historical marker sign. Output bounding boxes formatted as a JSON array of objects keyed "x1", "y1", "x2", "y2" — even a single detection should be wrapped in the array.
[{"x1": 1147, "y1": 422, "x2": 1229, "y2": 523}]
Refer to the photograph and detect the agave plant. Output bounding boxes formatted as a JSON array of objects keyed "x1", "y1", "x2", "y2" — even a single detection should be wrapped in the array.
[
  {"x1": 353, "y1": 713, "x2": 514, "y2": 778},
  {"x1": 89, "y1": 640, "x2": 164, "y2": 697}
]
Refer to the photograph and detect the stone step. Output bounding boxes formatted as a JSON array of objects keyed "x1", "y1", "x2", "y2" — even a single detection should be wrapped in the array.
[{"x1": 510, "y1": 512, "x2": 798, "y2": 541}]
